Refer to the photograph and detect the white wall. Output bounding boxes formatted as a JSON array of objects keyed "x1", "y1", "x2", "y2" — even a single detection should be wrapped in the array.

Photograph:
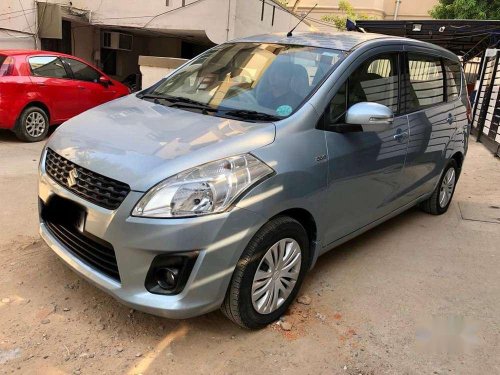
[
  {"x1": 0, "y1": 29, "x2": 35, "y2": 49},
  {"x1": 0, "y1": 0, "x2": 37, "y2": 49},
  {"x1": 65, "y1": 0, "x2": 313, "y2": 44},
  {"x1": 232, "y1": 0, "x2": 311, "y2": 40},
  {"x1": 139, "y1": 56, "x2": 187, "y2": 88},
  {"x1": 1, "y1": 0, "x2": 313, "y2": 50},
  {"x1": 295, "y1": 0, "x2": 438, "y2": 21}
]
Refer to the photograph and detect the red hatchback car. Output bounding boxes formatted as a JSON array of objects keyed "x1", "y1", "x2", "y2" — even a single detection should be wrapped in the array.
[{"x1": 0, "y1": 50, "x2": 130, "y2": 142}]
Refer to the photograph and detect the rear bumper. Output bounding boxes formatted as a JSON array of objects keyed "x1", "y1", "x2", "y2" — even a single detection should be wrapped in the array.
[{"x1": 38, "y1": 153, "x2": 265, "y2": 319}]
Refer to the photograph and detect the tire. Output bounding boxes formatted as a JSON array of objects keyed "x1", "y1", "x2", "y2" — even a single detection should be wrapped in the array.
[
  {"x1": 221, "y1": 216, "x2": 310, "y2": 329},
  {"x1": 14, "y1": 106, "x2": 49, "y2": 142},
  {"x1": 419, "y1": 159, "x2": 458, "y2": 215}
]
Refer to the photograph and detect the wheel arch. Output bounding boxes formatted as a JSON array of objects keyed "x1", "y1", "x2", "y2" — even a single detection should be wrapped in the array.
[
  {"x1": 270, "y1": 207, "x2": 319, "y2": 269},
  {"x1": 451, "y1": 151, "x2": 464, "y2": 177},
  {"x1": 21, "y1": 101, "x2": 51, "y2": 123}
]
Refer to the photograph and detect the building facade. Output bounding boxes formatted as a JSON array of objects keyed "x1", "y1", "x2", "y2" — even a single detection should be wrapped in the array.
[
  {"x1": 0, "y1": 0, "x2": 313, "y2": 82},
  {"x1": 291, "y1": 0, "x2": 438, "y2": 31}
]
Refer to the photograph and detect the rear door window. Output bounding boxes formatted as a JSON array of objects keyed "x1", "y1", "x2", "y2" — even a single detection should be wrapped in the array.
[
  {"x1": 29, "y1": 56, "x2": 69, "y2": 78},
  {"x1": 63, "y1": 58, "x2": 100, "y2": 83},
  {"x1": 444, "y1": 59, "x2": 462, "y2": 102},
  {"x1": 405, "y1": 53, "x2": 445, "y2": 112}
]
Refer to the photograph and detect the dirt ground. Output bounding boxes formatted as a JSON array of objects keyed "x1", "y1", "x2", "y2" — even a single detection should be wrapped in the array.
[{"x1": 0, "y1": 129, "x2": 499, "y2": 375}]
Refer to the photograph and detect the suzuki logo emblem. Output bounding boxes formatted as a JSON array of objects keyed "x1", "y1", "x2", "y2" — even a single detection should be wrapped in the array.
[{"x1": 67, "y1": 169, "x2": 79, "y2": 188}]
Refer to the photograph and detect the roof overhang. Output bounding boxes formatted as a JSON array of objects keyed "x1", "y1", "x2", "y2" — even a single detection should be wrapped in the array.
[{"x1": 355, "y1": 19, "x2": 500, "y2": 61}]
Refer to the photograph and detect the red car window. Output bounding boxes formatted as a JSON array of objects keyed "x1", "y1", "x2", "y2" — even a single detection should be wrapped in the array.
[
  {"x1": 63, "y1": 58, "x2": 101, "y2": 83},
  {"x1": 28, "y1": 56, "x2": 69, "y2": 78}
]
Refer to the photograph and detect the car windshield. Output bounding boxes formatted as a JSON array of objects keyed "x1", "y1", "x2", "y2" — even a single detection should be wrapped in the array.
[{"x1": 142, "y1": 42, "x2": 344, "y2": 121}]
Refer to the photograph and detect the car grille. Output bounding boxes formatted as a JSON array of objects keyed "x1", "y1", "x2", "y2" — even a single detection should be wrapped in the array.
[
  {"x1": 43, "y1": 218, "x2": 121, "y2": 282},
  {"x1": 46, "y1": 221, "x2": 121, "y2": 282},
  {"x1": 44, "y1": 148, "x2": 130, "y2": 210},
  {"x1": 41, "y1": 197, "x2": 121, "y2": 282}
]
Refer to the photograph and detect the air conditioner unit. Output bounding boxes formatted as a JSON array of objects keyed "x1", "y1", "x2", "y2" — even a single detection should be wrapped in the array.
[{"x1": 102, "y1": 31, "x2": 133, "y2": 51}]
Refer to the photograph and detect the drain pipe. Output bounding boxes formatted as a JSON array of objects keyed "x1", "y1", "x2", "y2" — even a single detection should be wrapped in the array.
[
  {"x1": 394, "y1": 0, "x2": 401, "y2": 20},
  {"x1": 226, "y1": 0, "x2": 231, "y2": 41}
]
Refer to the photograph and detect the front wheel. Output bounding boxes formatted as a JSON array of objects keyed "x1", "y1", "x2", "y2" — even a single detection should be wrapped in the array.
[
  {"x1": 221, "y1": 216, "x2": 310, "y2": 329},
  {"x1": 420, "y1": 159, "x2": 458, "y2": 215},
  {"x1": 15, "y1": 106, "x2": 49, "y2": 142}
]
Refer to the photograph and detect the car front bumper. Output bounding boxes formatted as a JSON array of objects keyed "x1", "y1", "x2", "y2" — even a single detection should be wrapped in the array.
[{"x1": 38, "y1": 155, "x2": 265, "y2": 319}]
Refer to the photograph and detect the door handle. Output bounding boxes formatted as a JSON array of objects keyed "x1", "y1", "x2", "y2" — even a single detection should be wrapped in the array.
[
  {"x1": 447, "y1": 113, "x2": 455, "y2": 124},
  {"x1": 77, "y1": 86, "x2": 86, "y2": 90},
  {"x1": 393, "y1": 131, "x2": 408, "y2": 142},
  {"x1": 36, "y1": 82, "x2": 46, "y2": 86}
]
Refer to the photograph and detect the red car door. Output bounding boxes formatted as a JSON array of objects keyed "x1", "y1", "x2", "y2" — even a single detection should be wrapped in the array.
[
  {"x1": 62, "y1": 57, "x2": 118, "y2": 111},
  {"x1": 27, "y1": 56, "x2": 82, "y2": 122}
]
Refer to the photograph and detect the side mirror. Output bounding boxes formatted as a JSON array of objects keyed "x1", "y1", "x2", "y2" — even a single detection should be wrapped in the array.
[
  {"x1": 345, "y1": 102, "x2": 394, "y2": 132},
  {"x1": 99, "y1": 76, "x2": 111, "y2": 87}
]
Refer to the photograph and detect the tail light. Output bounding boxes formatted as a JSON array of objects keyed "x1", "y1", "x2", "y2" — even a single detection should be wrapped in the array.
[{"x1": 0, "y1": 56, "x2": 15, "y2": 76}]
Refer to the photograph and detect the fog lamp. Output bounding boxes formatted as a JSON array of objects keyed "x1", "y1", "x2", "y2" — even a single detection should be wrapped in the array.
[
  {"x1": 156, "y1": 267, "x2": 179, "y2": 290},
  {"x1": 145, "y1": 252, "x2": 199, "y2": 295}
]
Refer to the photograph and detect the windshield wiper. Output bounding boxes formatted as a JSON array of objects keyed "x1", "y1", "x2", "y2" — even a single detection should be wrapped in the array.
[
  {"x1": 137, "y1": 93, "x2": 166, "y2": 100},
  {"x1": 139, "y1": 94, "x2": 280, "y2": 121},
  {"x1": 140, "y1": 94, "x2": 216, "y2": 113},
  {"x1": 220, "y1": 109, "x2": 281, "y2": 122},
  {"x1": 166, "y1": 96, "x2": 207, "y2": 106}
]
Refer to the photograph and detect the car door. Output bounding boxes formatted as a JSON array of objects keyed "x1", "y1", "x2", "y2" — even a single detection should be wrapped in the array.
[
  {"x1": 399, "y1": 50, "x2": 458, "y2": 200},
  {"x1": 321, "y1": 50, "x2": 410, "y2": 245},
  {"x1": 62, "y1": 57, "x2": 118, "y2": 111},
  {"x1": 27, "y1": 56, "x2": 81, "y2": 122}
]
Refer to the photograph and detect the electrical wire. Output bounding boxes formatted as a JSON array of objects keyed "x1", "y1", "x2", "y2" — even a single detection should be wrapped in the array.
[
  {"x1": 18, "y1": 0, "x2": 34, "y2": 35},
  {"x1": 0, "y1": 27, "x2": 35, "y2": 38},
  {"x1": 0, "y1": 9, "x2": 35, "y2": 22},
  {"x1": 0, "y1": 8, "x2": 35, "y2": 17}
]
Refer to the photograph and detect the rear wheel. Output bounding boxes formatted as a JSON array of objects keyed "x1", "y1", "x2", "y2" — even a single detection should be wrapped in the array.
[
  {"x1": 15, "y1": 106, "x2": 49, "y2": 142},
  {"x1": 221, "y1": 216, "x2": 309, "y2": 329},
  {"x1": 420, "y1": 159, "x2": 458, "y2": 215}
]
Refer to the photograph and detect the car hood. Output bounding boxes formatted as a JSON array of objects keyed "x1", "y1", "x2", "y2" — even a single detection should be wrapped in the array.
[{"x1": 46, "y1": 95, "x2": 276, "y2": 191}]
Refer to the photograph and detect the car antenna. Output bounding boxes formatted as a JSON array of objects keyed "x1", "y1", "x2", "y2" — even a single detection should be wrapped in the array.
[{"x1": 287, "y1": 3, "x2": 317, "y2": 37}]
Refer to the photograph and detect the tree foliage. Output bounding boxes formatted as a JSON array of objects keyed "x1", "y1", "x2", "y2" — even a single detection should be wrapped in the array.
[
  {"x1": 429, "y1": 0, "x2": 500, "y2": 19},
  {"x1": 321, "y1": 0, "x2": 374, "y2": 30}
]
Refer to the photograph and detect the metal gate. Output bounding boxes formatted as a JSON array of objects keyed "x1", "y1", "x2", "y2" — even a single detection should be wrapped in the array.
[{"x1": 472, "y1": 49, "x2": 500, "y2": 156}]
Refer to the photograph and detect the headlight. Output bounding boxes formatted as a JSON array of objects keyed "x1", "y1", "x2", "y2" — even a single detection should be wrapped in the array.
[{"x1": 132, "y1": 154, "x2": 273, "y2": 218}]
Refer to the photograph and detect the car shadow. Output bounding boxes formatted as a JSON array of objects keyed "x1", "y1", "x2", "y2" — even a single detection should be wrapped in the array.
[
  {"x1": 0, "y1": 126, "x2": 58, "y2": 144},
  {"x1": 312, "y1": 206, "x2": 423, "y2": 274},
  {"x1": 40, "y1": 205, "x2": 425, "y2": 338},
  {"x1": 0, "y1": 129, "x2": 20, "y2": 143}
]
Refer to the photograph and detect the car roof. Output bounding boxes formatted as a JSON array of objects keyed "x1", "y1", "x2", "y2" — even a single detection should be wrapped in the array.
[
  {"x1": 0, "y1": 49, "x2": 71, "y2": 57},
  {"x1": 230, "y1": 31, "x2": 460, "y2": 57},
  {"x1": 231, "y1": 31, "x2": 404, "y2": 51}
]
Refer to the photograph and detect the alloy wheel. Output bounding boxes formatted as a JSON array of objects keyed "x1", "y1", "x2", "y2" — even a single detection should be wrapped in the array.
[
  {"x1": 25, "y1": 112, "x2": 46, "y2": 138},
  {"x1": 439, "y1": 167, "x2": 456, "y2": 208}
]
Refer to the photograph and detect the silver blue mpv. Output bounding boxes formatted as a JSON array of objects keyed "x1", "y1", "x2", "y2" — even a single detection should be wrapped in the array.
[{"x1": 38, "y1": 32, "x2": 469, "y2": 328}]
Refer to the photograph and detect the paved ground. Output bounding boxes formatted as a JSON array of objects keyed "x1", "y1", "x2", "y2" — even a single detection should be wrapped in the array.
[{"x1": 0, "y1": 129, "x2": 499, "y2": 375}]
